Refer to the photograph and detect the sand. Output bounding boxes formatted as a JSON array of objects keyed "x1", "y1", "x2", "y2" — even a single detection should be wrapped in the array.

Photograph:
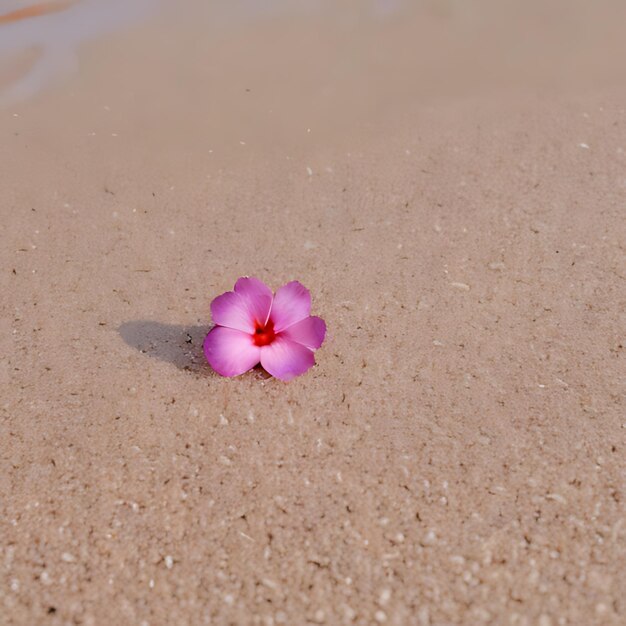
[{"x1": 1, "y1": 1, "x2": 625, "y2": 625}]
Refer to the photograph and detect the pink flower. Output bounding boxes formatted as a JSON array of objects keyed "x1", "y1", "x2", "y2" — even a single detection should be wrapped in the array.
[{"x1": 204, "y1": 277, "x2": 326, "y2": 381}]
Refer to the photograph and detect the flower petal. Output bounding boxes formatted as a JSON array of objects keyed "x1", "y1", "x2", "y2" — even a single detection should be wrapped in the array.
[
  {"x1": 281, "y1": 316, "x2": 326, "y2": 350},
  {"x1": 203, "y1": 326, "x2": 260, "y2": 377},
  {"x1": 270, "y1": 281, "x2": 311, "y2": 332},
  {"x1": 210, "y1": 291, "x2": 255, "y2": 333},
  {"x1": 260, "y1": 336, "x2": 315, "y2": 381},
  {"x1": 234, "y1": 277, "x2": 273, "y2": 326}
]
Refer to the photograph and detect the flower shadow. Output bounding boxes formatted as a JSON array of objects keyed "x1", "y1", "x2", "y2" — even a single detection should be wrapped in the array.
[{"x1": 118, "y1": 320, "x2": 213, "y2": 375}]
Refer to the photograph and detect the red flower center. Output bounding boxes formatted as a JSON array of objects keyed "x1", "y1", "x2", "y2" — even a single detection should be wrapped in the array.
[{"x1": 253, "y1": 318, "x2": 276, "y2": 347}]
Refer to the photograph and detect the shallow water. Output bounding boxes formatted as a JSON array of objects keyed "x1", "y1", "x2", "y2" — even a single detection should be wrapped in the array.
[
  {"x1": 0, "y1": 0, "x2": 159, "y2": 105},
  {"x1": 3, "y1": 0, "x2": 625, "y2": 116},
  {"x1": 0, "y1": 0, "x2": 415, "y2": 107}
]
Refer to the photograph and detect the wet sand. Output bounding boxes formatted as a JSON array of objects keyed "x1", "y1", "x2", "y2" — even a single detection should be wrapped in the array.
[{"x1": 1, "y1": 1, "x2": 625, "y2": 624}]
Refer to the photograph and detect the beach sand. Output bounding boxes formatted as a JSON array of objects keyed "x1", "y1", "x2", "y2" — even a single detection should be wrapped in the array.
[{"x1": 1, "y1": 1, "x2": 625, "y2": 624}]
